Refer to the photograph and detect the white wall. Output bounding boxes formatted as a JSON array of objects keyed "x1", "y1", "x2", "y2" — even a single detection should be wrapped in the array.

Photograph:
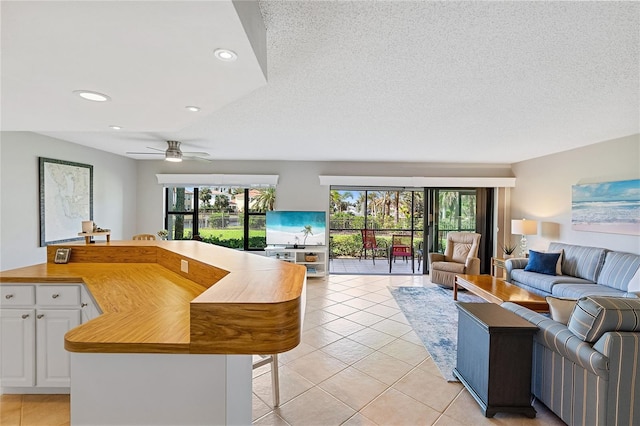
[
  {"x1": 511, "y1": 133, "x2": 640, "y2": 254},
  {"x1": 0, "y1": 132, "x2": 138, "y2": 270}
]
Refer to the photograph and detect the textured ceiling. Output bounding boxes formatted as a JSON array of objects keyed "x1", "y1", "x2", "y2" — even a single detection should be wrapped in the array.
[{"x1": 3, "y1": 1, "x2": 639, "y2": 164}]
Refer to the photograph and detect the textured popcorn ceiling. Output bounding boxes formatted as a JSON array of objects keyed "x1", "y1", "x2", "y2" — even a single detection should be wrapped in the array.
[{"x1": 8, "y1": 1, "x2": 640, "y2": 163}]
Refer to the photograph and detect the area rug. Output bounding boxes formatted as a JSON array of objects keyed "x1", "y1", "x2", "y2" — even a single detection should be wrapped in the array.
[{"x1": 389, "y1": 286, "x2": 484, "y2": 382}]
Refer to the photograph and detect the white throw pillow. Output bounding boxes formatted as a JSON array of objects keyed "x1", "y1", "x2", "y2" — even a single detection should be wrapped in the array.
[
  {"x1": 546, "y1": 296, "x2": 577, "y2": 325},
  {"x1": 545, "y1": 249, "x2": 564, "y2": 275}
]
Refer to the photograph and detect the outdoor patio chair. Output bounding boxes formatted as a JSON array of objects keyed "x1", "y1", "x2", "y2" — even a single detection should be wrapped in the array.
[
  {"x1": 390, "y1": 234, "x2": 414, "y2": 273},
  {"x1": 359, "y1": 229, "x2": 387, "y2": 265}
]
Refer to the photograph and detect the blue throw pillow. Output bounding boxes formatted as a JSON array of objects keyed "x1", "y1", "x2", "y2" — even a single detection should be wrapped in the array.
[{"x1": 524, "y1": 250, "x2": 561, "y2": 275}]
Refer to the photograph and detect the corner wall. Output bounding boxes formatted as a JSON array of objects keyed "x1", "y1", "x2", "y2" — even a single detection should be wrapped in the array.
[
  {"x1": 0, "y1": 132, "x2": 138, "y2": 270},
  {"x1": 510, "y1": 133, "x2": 640, "y2": 254}
]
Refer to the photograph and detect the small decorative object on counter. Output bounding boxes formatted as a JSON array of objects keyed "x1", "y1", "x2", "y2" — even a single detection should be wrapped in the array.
[
  {"x1": 157, "y1": 230, "x2": 169, "y2": 240},
  {"x1": 82, "y1": 220, "x2": 94, "y2": 233}
]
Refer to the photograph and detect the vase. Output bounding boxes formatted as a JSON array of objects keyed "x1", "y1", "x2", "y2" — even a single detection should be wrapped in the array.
[{"x1": 82, "y1": 220, "x2": 94, "y2": 233}]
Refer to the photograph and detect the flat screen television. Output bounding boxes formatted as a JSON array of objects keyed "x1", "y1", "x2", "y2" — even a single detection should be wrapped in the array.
[{"x1": 266, "y1": 211, "x2": 326, "y2": 247}]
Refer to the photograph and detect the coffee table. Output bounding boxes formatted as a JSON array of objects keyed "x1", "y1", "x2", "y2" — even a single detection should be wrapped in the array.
[{"x1": 454, "y1": 274, "x2": 549, "y2": 312}]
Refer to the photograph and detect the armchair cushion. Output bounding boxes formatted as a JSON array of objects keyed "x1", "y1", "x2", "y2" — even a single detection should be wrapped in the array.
[
  {"x1": 568, "y1": 296, "x2": 640, "y2": 343},
  {"x1": 430, "y1": 261, "x2": 465, "y2": 274},
  {"x1": 451, "y1": 243, "x2": 472, "y2": 263}
]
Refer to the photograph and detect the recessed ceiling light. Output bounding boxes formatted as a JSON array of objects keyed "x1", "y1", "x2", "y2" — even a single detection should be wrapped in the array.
[
  {"x1": 73, "y1": 90, "x2": 111, "y2": 102},
  {"x1": 214, "y1": 48, "x2": 238, "y2": 62},
  {"x1": 109, "y1": 125, "x2": 122, "y2": 130},
  {"x1": 185, "y1": 106, "x2": 200, "y2": 112}
]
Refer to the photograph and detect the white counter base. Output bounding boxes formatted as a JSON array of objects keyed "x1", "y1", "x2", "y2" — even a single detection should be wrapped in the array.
[{"x1": 71, "y1": 353, "x2": 251, "y2": 425}]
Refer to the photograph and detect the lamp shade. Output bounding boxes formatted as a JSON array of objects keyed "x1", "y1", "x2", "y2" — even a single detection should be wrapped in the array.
[{"x1": 512, "y1": 219, "x2": 537, "y2": 235}]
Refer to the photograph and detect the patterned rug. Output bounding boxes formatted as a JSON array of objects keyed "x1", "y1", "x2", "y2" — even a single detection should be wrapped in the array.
[{"x1": 389, "y1": 285, "x2": 484, "y2": 382}]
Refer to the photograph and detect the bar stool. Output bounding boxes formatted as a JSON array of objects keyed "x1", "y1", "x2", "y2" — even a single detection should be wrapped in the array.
[{"x1": 253, "y1": 354, "x2": 280, "y2": 407}]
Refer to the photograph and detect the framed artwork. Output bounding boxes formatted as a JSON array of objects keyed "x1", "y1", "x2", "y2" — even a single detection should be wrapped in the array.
[
  {"x1": 39, "y1": 157, "x2": 93, "y2": 246},
  {"x1": 572, "y1": 178, "x2": 640, "y2": 236}
]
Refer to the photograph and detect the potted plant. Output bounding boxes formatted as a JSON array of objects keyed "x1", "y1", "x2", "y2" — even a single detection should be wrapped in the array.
[{"x1": 500, "y1": 243, "x2": 517, "y2": 258}]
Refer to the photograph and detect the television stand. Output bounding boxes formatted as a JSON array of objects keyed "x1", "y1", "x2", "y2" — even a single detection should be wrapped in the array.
[{"x1": 264, "y1": 246, "x2": 327, "y2": 278}]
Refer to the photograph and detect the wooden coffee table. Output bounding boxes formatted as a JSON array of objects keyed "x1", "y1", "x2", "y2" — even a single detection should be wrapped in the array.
[{"x1": 454, "y1": 274, "x2": 549, "y2": 313}]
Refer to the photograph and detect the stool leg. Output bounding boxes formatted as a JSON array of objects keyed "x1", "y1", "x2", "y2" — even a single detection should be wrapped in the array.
[{"x1": 271, "y1": 354, "x2": 280, "y2": 407}]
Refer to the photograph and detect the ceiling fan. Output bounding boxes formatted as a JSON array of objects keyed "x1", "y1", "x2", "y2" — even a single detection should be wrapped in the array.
[{"x1": 126, "y1": 140, "x2": 212, "y2": 162}]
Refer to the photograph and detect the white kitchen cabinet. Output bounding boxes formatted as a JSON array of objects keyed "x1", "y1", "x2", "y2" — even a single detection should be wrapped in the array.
[
  {"x1": 0, "y1": 308, "x2": 35, "y2": 387},
  {"x1": 36, "y1": 309, "x2": 81, "y2": 387},
  {"x1": 0, "y1": 283, "x2": 99, "y2": 393}
]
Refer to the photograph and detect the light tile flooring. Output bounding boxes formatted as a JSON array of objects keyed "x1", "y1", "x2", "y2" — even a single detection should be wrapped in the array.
[
  {"x1": 329, "y1": 257, "x2": 424, "y2": 275},
  {"x1": 1, "y1": 274, "x2": 565, "y2": 426}
]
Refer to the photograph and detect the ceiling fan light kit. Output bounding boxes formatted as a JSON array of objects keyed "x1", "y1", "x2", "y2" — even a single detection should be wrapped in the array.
[{"x1": 165, "y1": 141, "x2": 183, "y2": 162}]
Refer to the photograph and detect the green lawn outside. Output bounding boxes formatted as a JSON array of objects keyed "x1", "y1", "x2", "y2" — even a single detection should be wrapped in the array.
[{"x1": 198, "y1": 228, "x2": 265, "y2": 239}]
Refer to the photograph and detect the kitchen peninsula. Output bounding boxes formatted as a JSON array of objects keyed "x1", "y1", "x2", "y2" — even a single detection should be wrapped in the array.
[{"x1": 0, "y1": 240, "x2": 307, "y2": 425}]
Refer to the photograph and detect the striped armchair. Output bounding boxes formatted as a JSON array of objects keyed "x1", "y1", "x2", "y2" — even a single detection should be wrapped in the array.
[{"x1": 503, "y1": 297, "x2": 640, "y2": 426}]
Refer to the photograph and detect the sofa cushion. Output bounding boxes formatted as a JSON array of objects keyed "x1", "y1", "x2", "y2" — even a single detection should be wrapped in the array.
[
  {"x1": 525, "y1": 250, "x2": 561, "y2": 275},
  {"x1": 548, "y1": 242, "x2": 607, "y2": 282},
  {"x1": 551, "y1": 283, "x2": 634, "y2": 299},
  {"x1": 568, "y1": 296, "x2": 640, "y2": 343},
  {"x1": 597, "y1": 251, "x2": 640, "y2": 292},
  {"x1": 546, "y1": 296, "x2": 577, "y2": 325},
  {"x1": 511, "y1": 269, "x2": 593, "y2": 294}
]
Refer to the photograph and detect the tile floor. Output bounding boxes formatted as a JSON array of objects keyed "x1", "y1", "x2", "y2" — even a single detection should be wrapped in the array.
[
  {"x1": 329, "y1": 257, "x2": 424, "y2": 275},
  {"x1": 1, "y1": 274, "x2": 565, "y2": 426}
]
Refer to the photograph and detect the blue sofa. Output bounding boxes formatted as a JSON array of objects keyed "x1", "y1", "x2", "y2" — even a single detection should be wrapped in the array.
[
  {"x1": 503, "y1": 297, "x2": 640, "y2": 426},
  {"x1": 505, "y1": 242, "x2": 639, "y2": 299}
]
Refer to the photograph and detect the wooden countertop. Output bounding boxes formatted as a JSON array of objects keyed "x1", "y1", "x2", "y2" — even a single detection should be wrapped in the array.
[{"x1": 0, "y1": 241, "x2": 307, "y2": 355}]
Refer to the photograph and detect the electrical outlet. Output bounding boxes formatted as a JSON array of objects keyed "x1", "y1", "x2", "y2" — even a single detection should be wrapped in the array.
[{"x1": 181, "y1": 259, "x2": 189, "y2": 273}]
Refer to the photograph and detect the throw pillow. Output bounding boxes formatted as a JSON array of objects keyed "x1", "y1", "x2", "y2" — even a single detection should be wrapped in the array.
[
  {"x1": 545, "y1": 296, "x2": 577, "y2": 325},
  {"x1": 524, "y1": 250, "x2": 561, "y2": 275},
  {"x1": 547, "y1": 249, "x2": 564, "y2": 276},
  {"x1": 568, "y1": 296, "x2": 640, "y2": 343}
]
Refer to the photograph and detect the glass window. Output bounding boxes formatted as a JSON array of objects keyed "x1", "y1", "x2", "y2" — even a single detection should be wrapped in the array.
[{"x1": 164, "y1": 186, "x2": 274, "y2": 250}]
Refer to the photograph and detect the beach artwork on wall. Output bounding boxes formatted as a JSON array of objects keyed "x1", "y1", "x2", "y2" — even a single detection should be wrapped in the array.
[{"x1": 571, "y1": 179, "x2": 640, "y2": 236}]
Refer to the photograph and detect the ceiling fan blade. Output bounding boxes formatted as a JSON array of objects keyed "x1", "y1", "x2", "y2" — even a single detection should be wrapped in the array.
[
  {"x1": 182, "y1": 151, "x2": 210, "y2": 156},
  {"x1": 125, "y1": 152, "x2": 164, "y2": 155},
  {"x1": 188, "y1": 156, "x2": 214, "y2": 162}
]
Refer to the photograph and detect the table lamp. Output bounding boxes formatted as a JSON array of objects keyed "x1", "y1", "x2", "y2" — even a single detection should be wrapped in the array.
[{"x1": 511, "y1": 219, "x2": 538, "y2": 257}]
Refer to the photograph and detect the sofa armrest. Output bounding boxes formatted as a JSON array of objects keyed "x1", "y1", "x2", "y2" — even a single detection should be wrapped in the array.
[
  {"x1": 429, "y1": 252, "x2": 445, "y2": 263},
  {"x1": 505, "y1": 257, "x2": 529, "y2": 282},
  {"x1": 465, "y1": 257, "x2": 480, "y2": 275},
  {"x1": 592, "y1": 331, "x2": 640, "y2": 425},
  {"x1": 502, "y1": 302, "x2": 609, "y2": 378}
]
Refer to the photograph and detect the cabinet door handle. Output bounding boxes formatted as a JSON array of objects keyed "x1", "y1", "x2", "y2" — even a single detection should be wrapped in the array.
[
  {"x1": 37, "y1": 314, "x2": 44, "y2": 319},
  {"x1": 52, "y1": 294, "x2": 60, "y2": 299},
  {"x1": 5, "y1": 294, "x2": 14, "y2": 299},
  {"x1": 21, "y1": 314, "x2": 29, "y2": 319},
  {"x1": 81, "y1": 303, "x2": 88, "y2": 307}
]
